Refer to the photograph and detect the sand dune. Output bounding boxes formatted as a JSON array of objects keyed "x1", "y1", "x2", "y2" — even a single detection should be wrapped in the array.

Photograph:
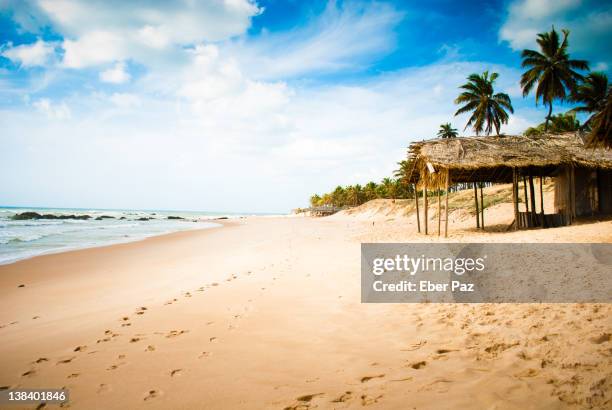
[{"x1": 0, "y1": 199, "x2": 611, "y2": 408}]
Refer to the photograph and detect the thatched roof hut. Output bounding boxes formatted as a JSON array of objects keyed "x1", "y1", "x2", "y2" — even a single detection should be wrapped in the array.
[
  {"x1": 407, "y1": 132, "x2": 612, "y2": 236},
  {"x1": 408, "y1": 132, "x2": 612, "y2": 185}
]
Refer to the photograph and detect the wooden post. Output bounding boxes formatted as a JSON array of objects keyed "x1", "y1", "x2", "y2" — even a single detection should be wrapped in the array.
[
  {"x1": 437, "y1": 188, "x2": 441, "y2": 236},
  {"x1": 522, "y1": 176, "x2": 529, "y2": 213},
  {"x1": 565, "y1": 166, "x2": 572, "y2": 225},
  {"x1": 480, "y1": 183, "x2": 485, "y2": 230},
  {"x1": 513, "y1": 168, "x2": 519, "y2": 230},
  {"x1": 529, "y1": 175, "x2": 537, "y2": 225},
  {"x1": 444, "y1": 171, "x2": 450, "y2": 238},
  {"x1": 474, "y1": 183, "x2": 480, "y2": 229},
  {"x1": 414, "y1": 183, "x2": 420, "y2": 233},
  {"x1": 539, "y1": 176, "x2": 545, "y2": 227},
  {"x1": 570, "y1": 164, "x2": 576, "y2": 223},
  {"x1": 423, "y1": 180, "x2": 428, "y2": 235}
]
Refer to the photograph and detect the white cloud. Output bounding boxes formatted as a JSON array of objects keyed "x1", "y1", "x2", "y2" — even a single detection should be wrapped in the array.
[
  {"x1": 29, "y1": 0, "x2": 262, "y2": 68},
  {"x1": 1, "y1": 39, "x2": 55, "y2": 67},
  {"x1": 109, "y1": 93, "x2": 141, "y2": 108},
  {"x1": 32, "y1": 98, "x2": 71, "y2": 119},
  {"x1": 99, "y1": 61, "x2": 131, "y2": 84},
  {"x1": 228, "y1": 1, "x2": 403, "y2": 79},
  {"x1": 500, "y1": 0, "x2": 612, "y2": 67}
]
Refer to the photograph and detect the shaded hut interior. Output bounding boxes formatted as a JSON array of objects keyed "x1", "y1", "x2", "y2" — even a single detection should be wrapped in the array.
[{"x1": 407, "y1": 132, "x2": 612, "y2": 236}]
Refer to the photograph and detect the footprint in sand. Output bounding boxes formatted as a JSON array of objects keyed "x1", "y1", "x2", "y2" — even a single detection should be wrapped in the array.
[
  {"x1": 401, "y1": 340, "x2": 427, "y2": 351},
  {"x1": 361, "y1": 394, "x2": 383, "y2": 406},
  {"x1": 135, "y1": 307, "x2": 148, "y2": 315},
  {"x1": 145, "y1": 345, "x2": 155, "y2": 352},
  {"x1": 209, "y1": 337, "x2": 218, "y2": 342},
  {"x1": 0, "y1": 386, "x2": 10, "y2": 390},
  {"x1": 360, "y1": 374, "x2": 385, "y2": 383},
  {"x1": 144, "y1": 390, "x2": 160, "y2": 401},
  {"x1": 21, "y1": 369, "x2": 36, "y2": 377},
  {"x1": 74, "y1": 345, "x2": 87, "y2": 352},
  {"x1": 410, "y1": 361, "x2": 427, "y2": 369},
  {"x1": 57, "y1": 357, "x2": 76, "y2": 365},
  {"x1": 296, "y1": 393, "x2": 324, "y2": 403},
  {"x1": 166, "y1": 330, "x2": 189, "y2": 338},
  {"x1": 198, "y1": 352, "x2": 211, "y2": 359},
  {"x1": 184, "y1": 292, "x2": 192, "y2": 298},
  {"x1": 170, "y1": 369, "x2": 182, "y2": 377},
  {"x1": 590, "y1": 333, "x2": 610, "y2": 344},
  {"x1": 107, "y1": 362, "x2": 126, "y2": 371},
  {"x1": 67, "y1": 373, "x2": 79, "y2": 379},
  {"x1": 97, "y1": 384, "x2": 111, "y2": 394},
  {"x1": 331, "y1": 391, "x2": 353, "y2": 403},
  {"x1": 130, "y1": 337, "x2": 141, "y2": 343},
  {"x1": 33, "y1": 358, "x2": 49, "y2": 364}
]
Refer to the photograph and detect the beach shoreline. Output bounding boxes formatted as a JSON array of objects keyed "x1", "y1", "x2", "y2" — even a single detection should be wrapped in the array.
[{"x1": 0, "y1": 215, "x2": 611, "y2": 409}]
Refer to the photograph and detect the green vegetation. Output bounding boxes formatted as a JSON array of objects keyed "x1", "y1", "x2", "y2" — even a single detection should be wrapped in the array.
[
  {"x1": 309, "y1": 178, "x2": 415, "y2": 208},
  {"x1": 454, "y1": 71, "x2": 514, "y2": 136},
  {"x1": 520, "y1": 27, "x2": 589, "y2": 131},
  {"x1": 570, "y1": 72, "x2": 612, "y2": 147},
  {"x1": 524, "y1": 112, "x2": 581, "y2": 136},
  {"x1": 437, "y1": 123, "x2": 458, "y2": 138}
]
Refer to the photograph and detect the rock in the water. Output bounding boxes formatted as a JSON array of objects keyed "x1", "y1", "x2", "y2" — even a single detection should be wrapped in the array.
[
  {"x1": 167, "y1": 216, "x2": 184, "y2": 220},
  {"x1": 11, "y1": 212, "x2": 43, "y2": 220},
  {"x1": 11, "y1": 212, "x2": 91, "y2": 220},
  {"x1": 95, "y1": 215, "x2": 115, "y2": 220}
]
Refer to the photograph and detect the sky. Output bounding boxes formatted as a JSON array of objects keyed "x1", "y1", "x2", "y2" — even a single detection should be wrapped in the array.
[{"x1": 1, "y1": 0, "x2": 610, "y2": 213}]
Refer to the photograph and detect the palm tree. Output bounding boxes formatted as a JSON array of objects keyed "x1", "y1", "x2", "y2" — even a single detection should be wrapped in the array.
[
  {"x1": 583, "y1": 89, "x2": 612, "y2": 148},
  {"x1": 524, "y1": 111, "x2": 581, "y2": 136},
  {"x1": 437, "y1": 123, "x2": 458, "y2": 138},
  {"x1": 520, "y1": 27, "x2": 589, "y2": 131},
  {"x1": 309, "y1": 194, "x2": 322, "y2": 207},
  {"x1": 570, "y1": 72, "x2": 610, "y2": 127},
  {"x1": 454, "y1": 71, "x2": 514, "y2": 136},
  {"x1": 364, "y1": 182, "x2": 378, "y2": 201}
]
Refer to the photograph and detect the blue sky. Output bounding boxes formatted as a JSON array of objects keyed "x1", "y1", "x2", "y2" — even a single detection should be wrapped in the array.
[{"x1": 0, "y1": 0, "x2": 610, "y2": 212}]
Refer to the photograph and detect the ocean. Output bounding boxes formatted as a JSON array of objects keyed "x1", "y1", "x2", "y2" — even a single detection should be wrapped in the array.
[{"x1": 0, "y1": 206, "x2": 244, "y2": 265}]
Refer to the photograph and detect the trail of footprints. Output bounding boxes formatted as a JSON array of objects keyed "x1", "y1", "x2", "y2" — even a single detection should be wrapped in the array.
[{"x1": 15, "y1": 266, "x2": 276, "y2": 402}]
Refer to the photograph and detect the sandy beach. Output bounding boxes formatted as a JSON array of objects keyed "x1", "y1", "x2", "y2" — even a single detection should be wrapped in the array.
[{"x1": 1, "y1": 201, "x2": 611, "y2": 409}]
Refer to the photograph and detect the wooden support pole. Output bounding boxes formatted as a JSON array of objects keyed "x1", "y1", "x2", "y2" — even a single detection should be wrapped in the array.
[
  {"x1": 437, "y1": 188, "x2": 441, "y2": 236},
  {"x1": 423, "y1": 181, "x2": 428, "y2": 235},
  {"x1": 565, "y1": 166, "x2": 572, "y2": 225},
  {"x1": 414, "y1": 183, "x2": 420, "y2": 233},
  {"x1": 512, "y1": 168, "x2": 519, "y2": 230},
  {"x1": 539, "y1": 176, "x2": 545, "y2": 228},
  {"x1": 480, "y1": 183, "x2": 485, "y2": 230},
  {"x1": 445, "y1": 172, "x2": 450, "y2": 238},
  {"x1": 570, "y1": 165, "x2": 576, "y2": 223},
  {"x1": 529, "y1": 175, "x2": 537, "y2": 224},
  {"x1": 474, "y1": 183, "x2": 480, "y2": 229},
  {"x1": 522, "y1": 176, "x2": 529, "y2": 213}
]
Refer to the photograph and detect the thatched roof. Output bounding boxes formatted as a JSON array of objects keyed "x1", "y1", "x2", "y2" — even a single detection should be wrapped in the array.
[{"x1": 408, "y1": 132, "x2": 612, "y2": 186}]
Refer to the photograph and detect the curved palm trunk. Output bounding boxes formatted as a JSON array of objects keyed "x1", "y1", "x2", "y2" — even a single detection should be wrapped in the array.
[{"x1": 544, "y1": 101, "x2": 553, "y2": 131}]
